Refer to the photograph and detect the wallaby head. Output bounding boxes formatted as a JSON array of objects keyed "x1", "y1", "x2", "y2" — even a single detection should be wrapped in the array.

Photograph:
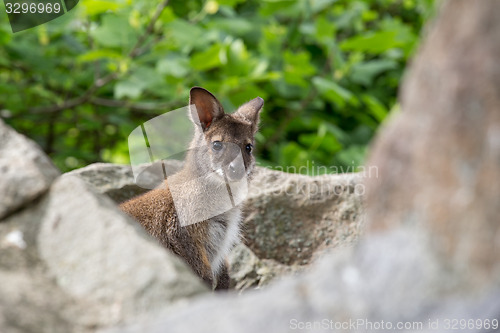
[{"x1": 187, "y1": 87, "x2": 263, "y2": 182}]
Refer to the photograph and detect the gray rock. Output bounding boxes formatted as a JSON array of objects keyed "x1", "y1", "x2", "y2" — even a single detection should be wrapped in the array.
[
  {"x1": 243, "y1": 168, "x2": 365, "y2": 265},
  {"x1": 64, "y1": 162, "x2": 182, "y2": 203},
  {"x1": 0, "y1": 205, "x2": 83, "y2": 333},
  {"x1": 227, "y1": 243, "x2": 302, "y2": 291},
  {"x1": 0, "y1": 119, "x2": 60, "y2": 220},
  {"x1": 364, "y1": 0, "x2": 500, "y2": 291},
  {"x1": 68, "y1": 163, "x2": 365, "y2": 268},
  {"x1": 67, "y1": 162, "x2": 365, "y2": 289},
  {"x1": 102, "y1": 228, "x2": 498, "y2": 333},
  {"x1": 0, "y1": 175, "x2": 208, "y2": 332},
  {"x1": 37, "y1": 176, "x2": 209, "y2": 326},
  {"x1": 0, "y1": 269, "x2": 77, "y2": 333}
]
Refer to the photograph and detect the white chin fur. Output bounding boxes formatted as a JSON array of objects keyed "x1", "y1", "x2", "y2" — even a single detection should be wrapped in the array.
[{"x1": 215, "y1": 168, "x2": 224, "y2": 177}]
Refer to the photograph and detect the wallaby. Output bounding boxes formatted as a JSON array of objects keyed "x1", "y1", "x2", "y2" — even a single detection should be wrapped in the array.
[{"x1": 120, "y1": 87, "x2": 263, "y2": 290}]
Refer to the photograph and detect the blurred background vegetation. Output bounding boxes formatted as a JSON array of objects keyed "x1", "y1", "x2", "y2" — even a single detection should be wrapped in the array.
[{"x1": 0, "y1": 0, "x2": 435, "y2": 174}]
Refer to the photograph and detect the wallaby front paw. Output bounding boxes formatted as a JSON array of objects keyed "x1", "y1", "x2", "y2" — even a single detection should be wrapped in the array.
[{"x1": 214, "y1": 264, "x2": 230, "y2": 290}]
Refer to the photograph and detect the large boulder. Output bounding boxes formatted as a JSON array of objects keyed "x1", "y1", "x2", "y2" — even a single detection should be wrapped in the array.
[
  {"x1": 0, "y1": 217, "x2": 78, "y2": 333},
  {"x1": 0, "y1": 119, "x2": 60, "y2": 220},
  {"x1": 227, "y1": 243, "x2": 302, "y2": 291},
  {"x1": 365, "y1": 0, "x2": 500, "y2": 290},
  {"x1": 36, "y1": 176, "x2": 208, "y2": 326},
  {"x1": 64, "y1": 162, "x2": 182, "y2": 204},
  {"x1": 0, "y1": 122, "x2": 208, "y2": 333},
  {"x1": 101, "y1": 229, "x2": 500, "y2": 333},
  {"x1": 0, "y1": 175, "x2": 209, "y2": 332},
  {"x1": 69, "y1": 163, "x2": 365, "y2": 265},
  {"x1": 243, "y1": 168, "x2": 364, "y2": 265},
  {"x1": 69, "y1": 162, "x2": 366, "y2": 289}
]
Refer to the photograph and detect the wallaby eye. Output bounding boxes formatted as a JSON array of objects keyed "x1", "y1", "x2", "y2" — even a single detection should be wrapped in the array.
[
  {"x1": 246, "y1": 144, "x2": 253, "y2": 154},
  {"x1": 212, "y1": 141, "x2": 223, "y2": 151}
]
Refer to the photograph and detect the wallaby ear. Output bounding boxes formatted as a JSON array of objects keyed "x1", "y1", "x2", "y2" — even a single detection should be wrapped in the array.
[
  {"x1": 189, "y1": 87, "x2": 225, "y2": 131},
  {"x1": 236, "y1": 97, "x2": 264, "y2": 132}
]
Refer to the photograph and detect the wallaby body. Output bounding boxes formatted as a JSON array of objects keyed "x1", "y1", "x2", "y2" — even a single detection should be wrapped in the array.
[{"x1": 120, "y1": 87, "x2": 263, "y2": 289}]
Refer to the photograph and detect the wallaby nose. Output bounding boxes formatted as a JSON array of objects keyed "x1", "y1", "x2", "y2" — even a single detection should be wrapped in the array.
[{"x1": 226, "y1": 159, "x2": 245, "y2": 181}]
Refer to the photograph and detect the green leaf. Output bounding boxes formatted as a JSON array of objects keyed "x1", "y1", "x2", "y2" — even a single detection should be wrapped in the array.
[
  {"x1": 156, "y1": 54, "x2": 190, "y2": 78},
  {"x1": 226, "y1": 84, "x2": 268, "y2": 109},
  {"x1": 224, "y1": 39, "x2": 253, "y2": 75},
  {"x1": 115, "y1": 80, "x2": 145, "y2": 100},
  {"x1": 259, "y1": 0, "x2": 299, "y2": 17},
  {"x1": 315, "y1": 15, "x2": 336, "y2": 41},
  {"x1": 335, "y1": 145, "x2": 367, "y2": 168},
  {"x1": 81, "y1": 0, "x2": 125, "y2": 16},
  {"x1": 114, "y1": 67, "x2": 163, "y2": 99},
  {"x1": 312, "y1": 77, "x2": 358, "y2": 108},
  {"x1": 310, "y1": 0, "x2": 337, "y2": 14},
  {"x1": 380, "y1": 19, "x2": 419, "y2": 57},
  {"x1": 190, "y1": 43, "x2": 226, "y2": 71},
  {"x1": 350, "y1": 59, "x2": 398, "y2": 85},
  {"x1": 77, "y1": 50, "x2": 123, "y2": 63},
  {"x1": 323, "y1": 122, "x2": 351, "y2": 145},
  {"x1": 298, "y1": 132, "x2": 342, "y2": 154},
  {"x1": 158, "y1": 7, "x2": 177, "y2": 24},
  {"x1": 167, "y1": 20, "x2": 207, "y2": 50},
  {"x1": 280, "y1": 142, "x2": 309, "y2": 170},
  {"x1": 361, "y1": 94, "x2": 388, "y2": 122},
  {"x1": 283, "y1": 51, "x2": 316, "y2": 87},
  {"x1": 91, "y1": 15, "x2": 139, "y2": 49},
  {"x1": 218, "y1": 0, "x2": 246, "y2": 7},
  {"x1": 207, "y1": 18, "x2": 254, "y2": 36},
  {"x1": 340, "y1": 30, "x2": 400, "y2": 54}
]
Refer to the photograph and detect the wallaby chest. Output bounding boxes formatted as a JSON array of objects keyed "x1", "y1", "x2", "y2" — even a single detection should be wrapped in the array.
[{"x1": 203, "y1": 208, "x2": 241, "y2": 275}]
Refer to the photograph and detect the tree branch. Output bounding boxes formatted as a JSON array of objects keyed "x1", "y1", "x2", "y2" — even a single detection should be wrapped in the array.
[{"x1": 129, "y1": 0, "x2": 169, "y2": 58}]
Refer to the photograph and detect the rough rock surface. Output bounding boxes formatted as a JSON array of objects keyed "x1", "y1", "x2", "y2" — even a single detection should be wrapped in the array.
[
  {"x1": 0, "y1": 119, "x2": 60, "y2": 220},
  {"x1": 64, "y1": 162, "x2": 180, "y2": 203},
  {"x1": 69, "y1": 163, "x2": 366, "y2": 269},
  {"x1": 243, "y1": 168, "x2": 364, "y2": 265},
  {"x1": 0, "y1": 122, "x2": 208, "y2": 333},
  {"x1": 227, "y1": 243, "x2": 302, "y2": 291},
  {"x1": 0, "y1": 210, "x2": 80, "y2": 333},
  {"x1": 36, "y1": 176, "x2": 208, "y2": 326},
  {"x1": 365, "y1": 0, "x2": 500, "y2": 290},
  {"x1": 103, "y1": 230, "x2": 500, "y2": 333},
  {"x1": 69, "y1": 162, "x2": 366, "y2": 290}
]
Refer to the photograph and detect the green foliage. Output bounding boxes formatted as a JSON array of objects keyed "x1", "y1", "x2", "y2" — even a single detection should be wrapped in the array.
[{"x1": 0, "y1": 0, "x2": 434, "y2": 174}]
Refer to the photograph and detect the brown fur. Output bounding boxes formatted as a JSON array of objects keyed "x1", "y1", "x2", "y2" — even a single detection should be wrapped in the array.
[{"x1": 120, "y1": 87, "x2": 263, "y2": 289}]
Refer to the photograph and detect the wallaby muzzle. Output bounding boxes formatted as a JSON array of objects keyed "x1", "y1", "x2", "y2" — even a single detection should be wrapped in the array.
[{"x1": 213, "y1": 142, "x2": 247, "y2": 182}]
